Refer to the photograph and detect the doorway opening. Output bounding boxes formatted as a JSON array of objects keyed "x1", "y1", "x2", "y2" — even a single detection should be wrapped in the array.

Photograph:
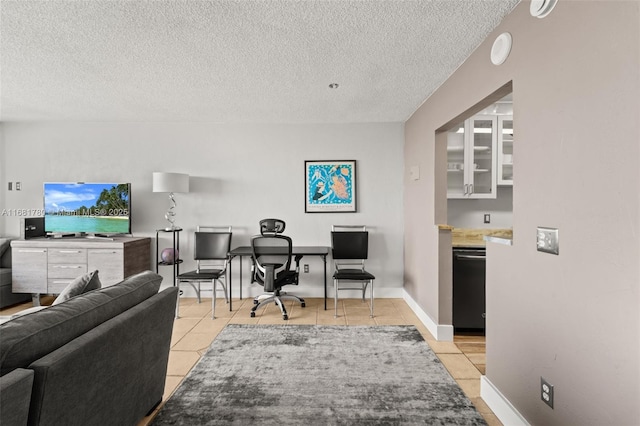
[{"x1": 434, "y1": 81, "x2": 514, "y2": 341}]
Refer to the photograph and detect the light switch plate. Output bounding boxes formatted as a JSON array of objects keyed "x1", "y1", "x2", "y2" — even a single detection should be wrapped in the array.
[{"x1": 537, "y1": 227, "x2": 559, "y2": 255}]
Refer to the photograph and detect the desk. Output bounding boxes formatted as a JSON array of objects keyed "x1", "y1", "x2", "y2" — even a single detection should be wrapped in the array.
[{"x1": 228, "y1": 246, "x2": 330, "y2": 310}]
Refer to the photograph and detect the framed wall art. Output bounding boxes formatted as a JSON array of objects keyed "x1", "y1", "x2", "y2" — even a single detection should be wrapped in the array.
[{"x1": 305, "y1": 160, "x2": 357, "y2": 213}]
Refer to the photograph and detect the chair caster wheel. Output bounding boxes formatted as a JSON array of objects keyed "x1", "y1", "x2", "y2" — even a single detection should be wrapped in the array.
[
  {"x1": 253, "y1": 300, "x2": 259, "y2": 305},
  {"x1": 250, "y1": 312, "x2": 256, "y2": 318},
  {"x1": 283, "y1": 315, "x2": 288, "y2": 320},
  {"x1": 301, "y1": 302, "x2": 306, "y2": 308}
]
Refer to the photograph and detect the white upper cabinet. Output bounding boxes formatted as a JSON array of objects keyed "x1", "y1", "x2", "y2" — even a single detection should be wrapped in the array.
[{"x1": 447, "y1": 115, "x2": 498, "y2": 199}]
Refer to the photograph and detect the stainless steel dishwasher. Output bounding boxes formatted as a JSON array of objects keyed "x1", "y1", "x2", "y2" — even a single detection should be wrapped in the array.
[{"x1": 452, "y1": 247, "x2": 486, "y2": 332}]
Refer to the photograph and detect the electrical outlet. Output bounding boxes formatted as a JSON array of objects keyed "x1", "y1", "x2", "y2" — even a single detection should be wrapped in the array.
[
  {"x1": 484, "y1": 214, "x2": 491, "y2": 224},
  {"x1": 537, "y1": 227, "x2": 559, "y2": 255},
  {"x1": 16, "y1": 182, "x2": 21, "y2": 191},
  {"x1": 304, "y1": 264, "x2": 309, "y2": 273},
  {"x1": 541, "y1": 377, "x2": 554, "y2": 408}
]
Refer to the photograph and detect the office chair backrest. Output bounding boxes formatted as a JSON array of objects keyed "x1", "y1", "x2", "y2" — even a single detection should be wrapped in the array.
[
  {"x1": 331, "y1": 225, "x2": 369, "y2": 260},
  {"x1": 193, "y1": 226, "x2": 232, "y2": 270},
  {"x1": 251, "y1": 234, "x2": 293, "y2": 291},
  {"x1": 259, "y1": 218, "x2": 286, "y2": 236}
]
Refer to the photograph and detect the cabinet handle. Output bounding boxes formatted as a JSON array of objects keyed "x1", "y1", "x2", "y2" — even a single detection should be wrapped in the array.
[
  {"x1": 53, "y1": 265, "x2": 82, "y2": 269},
  {"x1": 463, "y1": 184, "x2": 468, "y2": 195},
  {"x1": 58, "y1": 250, "x2": 81, "y2": 253},
  {"x1": 469, "y1": 183, "x2": 474, "y2": 194},
  {"x1": 18, "y1": 249, "x2": 47, "y2": 253}
]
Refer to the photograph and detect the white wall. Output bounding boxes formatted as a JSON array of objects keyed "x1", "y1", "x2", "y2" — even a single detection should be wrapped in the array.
[
  {"x1": 0, "y1": 126, "x2": 5, "y2": 235},
  {"x1": 1, "y1": 122, "x2": 404, "y2": 297}
]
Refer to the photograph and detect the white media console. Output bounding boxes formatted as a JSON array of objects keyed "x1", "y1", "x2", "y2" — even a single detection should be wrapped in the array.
[{"x1": 11, "y1": 236, "x2": 151, "y2": 305}]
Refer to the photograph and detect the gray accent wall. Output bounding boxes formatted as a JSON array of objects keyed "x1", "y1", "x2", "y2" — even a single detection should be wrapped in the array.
[
  {"x1": 0, "y1": 122, "x2": 405, "y2": 298},
  {"x1": 404, "y1": 1, "x2": 639, "y2": 425}
]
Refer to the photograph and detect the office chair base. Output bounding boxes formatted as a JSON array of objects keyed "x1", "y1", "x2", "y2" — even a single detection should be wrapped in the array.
[{"x1": 250, "y1": 293, "x2": 305, "y2": 320}]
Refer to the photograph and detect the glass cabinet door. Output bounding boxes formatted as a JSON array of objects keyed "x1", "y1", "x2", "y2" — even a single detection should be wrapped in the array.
[
  {"x1": 447, "y1": 121, "x2": 466, "y2": 198},
  {"x1": 498, "y1": 116, "x2": 513, "y2": 185},
  {"x1": 467, "y1": 116, "x2": 497, "y2": 197}
]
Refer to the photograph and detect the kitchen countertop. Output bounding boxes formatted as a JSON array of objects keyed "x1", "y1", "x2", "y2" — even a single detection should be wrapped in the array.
[{"x1": 450, "y1": 227, "x2": 513, "y2": 247}]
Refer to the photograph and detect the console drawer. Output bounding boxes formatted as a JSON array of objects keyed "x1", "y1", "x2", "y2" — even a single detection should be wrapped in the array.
[
  {"x1": 48, "y1": 248, "x2": 87, "y2": 264},
  {"x1": 48, "y1": 263, "x2": 87, "y2": 278},
  {"x1": 48, "y1": 279, "x2": 76, "y2": 293}
]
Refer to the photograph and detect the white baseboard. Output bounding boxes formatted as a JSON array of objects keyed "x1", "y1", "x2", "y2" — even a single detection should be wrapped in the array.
[
  {"x1": 402, "y1": 289, "x2": 453, "y2": 341},
  {"x1": 175, "y1": 282, "x2": 405, "y2": 300},
  {"x1": 481, "y1": 376, "x2": 530, "y2": 426}
]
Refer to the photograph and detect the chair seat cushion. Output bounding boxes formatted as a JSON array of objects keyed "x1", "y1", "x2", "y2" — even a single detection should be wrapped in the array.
[
  {"x1": 333, "y1": 269, "x2": 375, "y2": 280},
  {"x1": 277, "y1": 270, "x2": 298, "y2": 286},
  {"x1": 177, "y1": 269, "x2": 223, "y2": 280}
]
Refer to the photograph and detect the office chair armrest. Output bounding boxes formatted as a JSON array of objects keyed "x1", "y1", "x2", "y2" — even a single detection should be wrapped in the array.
[
  {"x1": 250, "y1": 260, "x2": 257, "y2": 283},
  {"x1": 263, "y1": 264, "x2": 275, "y2": 292},
  {"x1": 294, "y1": 254, "x2": 303, "y2": 272}
]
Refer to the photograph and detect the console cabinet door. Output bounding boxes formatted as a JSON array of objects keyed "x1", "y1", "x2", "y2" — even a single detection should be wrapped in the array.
[
  {"x1": 12, "y1": 248, "x2": 47, "y2": 293},
  {"x1": 88, "y1": 249, "x2": 124, "y2": 286}
]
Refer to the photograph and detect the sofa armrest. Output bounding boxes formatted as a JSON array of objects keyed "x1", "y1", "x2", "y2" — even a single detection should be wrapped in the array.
[{"x1": 0, "y1": 368, "x2": 34, "y2": 426}]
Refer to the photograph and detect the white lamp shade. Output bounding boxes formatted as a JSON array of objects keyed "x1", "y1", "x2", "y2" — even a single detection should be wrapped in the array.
[{"x1": 153, "y1": 172, "x2": 189, "y2": 193}]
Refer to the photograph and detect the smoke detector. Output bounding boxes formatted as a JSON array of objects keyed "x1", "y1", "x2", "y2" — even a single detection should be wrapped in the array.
[{"x1": 530, "y1": 0, "x2": 557, "y2": 18}]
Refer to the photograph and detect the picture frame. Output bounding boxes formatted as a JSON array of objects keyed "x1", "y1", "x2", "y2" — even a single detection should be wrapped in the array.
[{"x1": 305, "y1": 160, "x2": 357, "y2": 213}]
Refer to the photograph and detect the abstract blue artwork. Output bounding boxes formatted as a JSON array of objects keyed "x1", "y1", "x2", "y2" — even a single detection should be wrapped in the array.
[{"x1": 305, "y1": 160, "x2": 357, "y2": 213}]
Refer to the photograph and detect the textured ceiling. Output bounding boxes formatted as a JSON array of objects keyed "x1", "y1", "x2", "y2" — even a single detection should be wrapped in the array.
[{"x1": 0, "y1": 0, "x2": 520, "y2": 123}]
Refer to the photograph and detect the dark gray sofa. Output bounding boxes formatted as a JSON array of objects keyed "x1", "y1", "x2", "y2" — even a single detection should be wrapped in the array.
[
  {"x1": 0, "y1": 270, "x2": 178, "y2": 426},
  {"x1": 0, "y1": 238, "x2": 32, "y2": 309}
]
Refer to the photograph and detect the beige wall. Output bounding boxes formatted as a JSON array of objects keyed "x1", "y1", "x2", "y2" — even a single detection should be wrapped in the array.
[{"x1": 404, "y1": 1, "x2": 639, "y2": 424}]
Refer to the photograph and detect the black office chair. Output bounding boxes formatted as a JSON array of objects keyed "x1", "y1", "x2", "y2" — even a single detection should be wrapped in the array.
[
  {"x1": 259, "y1": 218, "x2": 286, "y2": 236},
  {"x1": 331, "y1": 225, "x2": 375, "y2": 318},
  {"x1": 250, "y1": 233, "x2": 305, "y2": 320},
  {"x1": 175, "y1": 226, "x2": 232, "y2": 319}
]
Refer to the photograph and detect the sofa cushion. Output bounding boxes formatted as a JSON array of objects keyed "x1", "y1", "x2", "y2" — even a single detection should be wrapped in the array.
[
  {"x1": 0, "y1": 270, "x2": 162, "y2": 376},
  {"x1": 0, "y1": 368, "x2": 34, "y2": 426},
  {"x1": 52, "y1": 270, "x2": 102, "y2": 305},
  {"x1": 0, "y1": 269, "x2": 11, "y2": 287},
  {"x1": 0, "y1": 238, "x2": 11, "y2": 269}
]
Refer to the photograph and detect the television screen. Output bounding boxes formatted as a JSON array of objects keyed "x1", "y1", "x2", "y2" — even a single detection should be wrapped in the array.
[{"x1": 44, "y1": 182, "x2": 131, "y2": 235}]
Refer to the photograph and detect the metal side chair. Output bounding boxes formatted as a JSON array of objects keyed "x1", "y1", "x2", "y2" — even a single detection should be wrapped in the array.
[
  {"x1": 331, "y1": 225, "x2": 375, "y2": 318},
  {"x1": 250, "y1": 233, "x2": 305, "y2": 320},
  {"x1": 175, "y1": 226, "x2": 232, "y2": 319}
]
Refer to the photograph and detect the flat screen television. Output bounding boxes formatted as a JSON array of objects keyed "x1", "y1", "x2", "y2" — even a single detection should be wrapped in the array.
[{"x1": 44, "y1": 182, "x2": 131, "y2": 236}]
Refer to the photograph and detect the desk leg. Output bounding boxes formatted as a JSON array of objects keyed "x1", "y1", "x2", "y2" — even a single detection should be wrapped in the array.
[
  {"x1": 228, "y1": 259, "x2": 233, "y2": 312},
  {"x1": 323, "y1": 254, "x2": 327, "y2": 310},
  {"x1": 239, "y1": 257, "x2": 243, "y2": 300}
]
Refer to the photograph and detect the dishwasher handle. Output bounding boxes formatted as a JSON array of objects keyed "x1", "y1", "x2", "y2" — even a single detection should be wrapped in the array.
[{"x1": 455, "y1": 254, "x2": 485, "y2": 260}]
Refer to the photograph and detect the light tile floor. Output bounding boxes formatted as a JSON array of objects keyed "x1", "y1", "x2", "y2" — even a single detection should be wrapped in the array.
[{"x1": 1, "y1": 296, "x2": 499, "y2": 425}]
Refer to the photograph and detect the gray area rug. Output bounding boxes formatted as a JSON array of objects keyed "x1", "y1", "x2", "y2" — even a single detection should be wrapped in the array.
[{"x1": 152, "y1": 324, "x2": 486, "y2": 425}]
